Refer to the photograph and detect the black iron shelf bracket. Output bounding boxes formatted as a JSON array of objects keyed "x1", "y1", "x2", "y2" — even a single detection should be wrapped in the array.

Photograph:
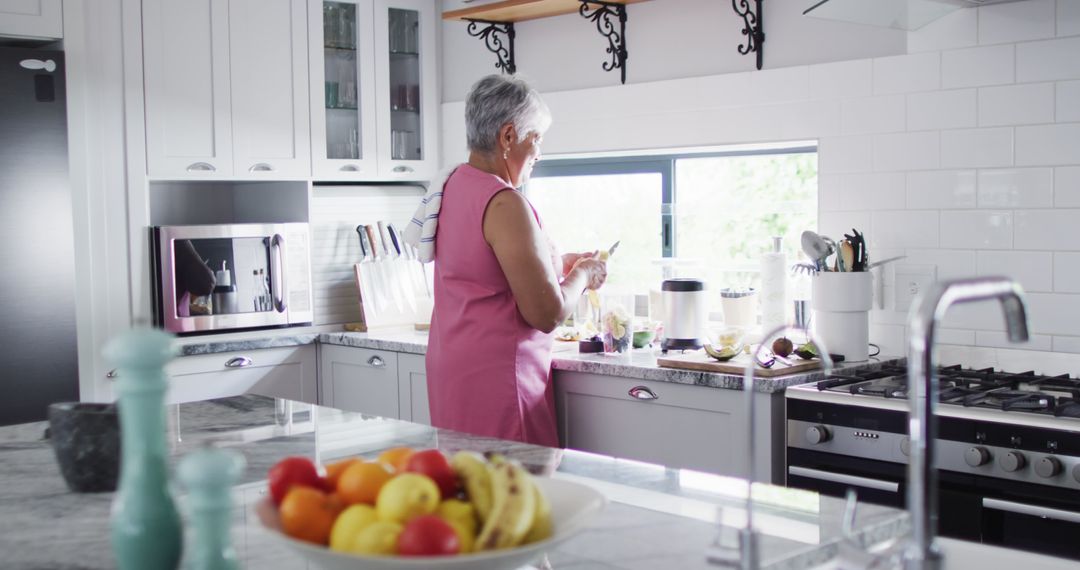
[
  {"x1": 733, "y1": 0, "x2": 764, "y2": 70},
  {"x1": 578, "y1": 0, "x2": 628, "y2": 84},
  {"x1": 464, "y1": 19, "x2": 516, "y2": 75}
]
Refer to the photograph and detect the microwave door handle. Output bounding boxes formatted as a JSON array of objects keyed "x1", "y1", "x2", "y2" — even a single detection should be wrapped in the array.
[{"x1": 271, "y1": 233, "x2": 288, "y2": 313}]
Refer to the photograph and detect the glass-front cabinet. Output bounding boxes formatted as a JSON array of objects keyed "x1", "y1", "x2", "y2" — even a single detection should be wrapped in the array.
[
  {"x1": 309, "y1": 0, "x2": 436, "y2": 181},
  {"x1": 374, "y1": 0, "x2": 438, "y2": 180}
]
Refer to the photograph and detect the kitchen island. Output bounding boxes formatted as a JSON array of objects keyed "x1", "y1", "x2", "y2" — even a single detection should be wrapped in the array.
[{"x1": 1, "y1": 395, "x2": 908, "y2": 570}]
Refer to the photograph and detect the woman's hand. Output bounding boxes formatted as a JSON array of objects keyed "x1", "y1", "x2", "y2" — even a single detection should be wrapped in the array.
[
  {"x1": 561, "y1": 251, "x2": 596, "y2": 277},
  {"x1": 571, "y1": 256, "x2": 607, "y2": 291}
]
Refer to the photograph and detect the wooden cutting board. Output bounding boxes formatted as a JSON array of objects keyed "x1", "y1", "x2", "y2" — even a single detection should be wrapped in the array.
[{"x1": 656, "y1": 350, "x2": 821, "y2": 377}]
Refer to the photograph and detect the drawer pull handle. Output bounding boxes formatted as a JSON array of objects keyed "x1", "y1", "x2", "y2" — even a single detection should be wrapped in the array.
[
  {"x1": 367, "y1": 355, "x2": 386, "y2": 368},
  {"x1": 340, "y1": 164, "x2": 360, "y2": 172},
  {"x1": 225, "y1": 356, "x2": 253, "y2": 368},
  {"x1": 392, "y1": 165, "x2": 414, "y2": 173},
  {"x1": 106, "y1": 368, "x2": 118, "y2": 379},
  {"x1": 186, "y1": 161, "x2": 216, "y2": 172},
  {"x1": 628, "y1": 386, "x2": 658, "y2": 400},
  {"x1": 248, "y1": 162, "x2": 274, "y2": 172}
]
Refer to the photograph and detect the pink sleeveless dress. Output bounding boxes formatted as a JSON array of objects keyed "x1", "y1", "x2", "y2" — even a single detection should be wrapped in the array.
[{"x1": 426, "y1": 164, "x2": 561, "y2": 447}]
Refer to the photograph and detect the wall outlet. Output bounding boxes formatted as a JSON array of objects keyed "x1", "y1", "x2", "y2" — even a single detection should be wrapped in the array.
[{"x1": 894, "y1": 264, "x2": 937, "y2": 313}]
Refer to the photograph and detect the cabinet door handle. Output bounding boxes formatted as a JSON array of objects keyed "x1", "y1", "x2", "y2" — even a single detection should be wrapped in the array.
[
  {"x1": 392, "y1": 165, "x2": 414, "y2": 173},
  {"x1": 225, "y1": 356, "x2": 253, "y2": 368},
  {"x1": 788, "y1": 466, "x2": 900, "y2": 493},
  {"x1": 186, "y1": 162, "x2": 216, "y2": 172},
  {"x1": 982, "y1": 498, "x2": 1080, "y2": 524},
  {"x1": 367, "y1": 355, "x2": 386, "y2": 368},
  {"x1": 248, "y1": 163, "x2": 274, "y2": 172},
  {"x1": 20, "y1": 59, "x2": 57, "y2": 72},
  {"x1": 106, "y1": 368, "x2": 118, "y2": 379},
  {"x1": 628, "y1": 386, "x2": 658, "y2": 400},
  {"x1": 339, "y1": 164, "x2": 360, "y2": 172}
]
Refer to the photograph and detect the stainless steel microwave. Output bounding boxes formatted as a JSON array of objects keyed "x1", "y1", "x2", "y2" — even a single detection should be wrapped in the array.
[{"x1": 151, "y1": 223, "x2": 313, "y2": 335}]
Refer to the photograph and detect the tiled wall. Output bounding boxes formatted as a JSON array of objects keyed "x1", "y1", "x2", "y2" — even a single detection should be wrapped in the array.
[{"x1": 440, "y1": 0, "x2": 1080, "y2": 362}]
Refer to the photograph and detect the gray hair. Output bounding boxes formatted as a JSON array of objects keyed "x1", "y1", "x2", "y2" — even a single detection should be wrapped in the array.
[{"x1": 465, "y1": 74, "x2": 552, "y2": 154}]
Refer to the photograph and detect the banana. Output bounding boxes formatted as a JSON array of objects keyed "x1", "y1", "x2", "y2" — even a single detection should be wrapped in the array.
[
  {"x1": 475, "y1": 460, "x2": 537, "y2": 551},
  {"x1": 450, "y1": 451, "x2": 494, "y2": 523},
  {"x1": 522, "y1": 477, "x2": 553, "y2": 544}
]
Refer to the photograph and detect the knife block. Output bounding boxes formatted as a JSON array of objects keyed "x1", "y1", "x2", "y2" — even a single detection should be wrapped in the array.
[{"x1": 353, "y1": 262, "x2": 432, "y2": 331}]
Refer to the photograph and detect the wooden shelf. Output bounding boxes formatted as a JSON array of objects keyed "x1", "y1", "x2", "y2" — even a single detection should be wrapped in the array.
[{"x1": 442, "y1": 0, "x2": 650, "y2": 23}]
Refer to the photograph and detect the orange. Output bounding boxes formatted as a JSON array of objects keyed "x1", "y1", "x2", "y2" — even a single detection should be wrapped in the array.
[
  {"x1": 337, "y1": 461, "x2": 394, "y2": 505},
  {"x1": 324, "y1": 458, "x2": 361, "y2": 490},
  {"x1": 279, "y1": 486, "x2": 341, "y2": 545},
  {"x1": 376, "y1": 447, "x2": 415, "y2": 473}
]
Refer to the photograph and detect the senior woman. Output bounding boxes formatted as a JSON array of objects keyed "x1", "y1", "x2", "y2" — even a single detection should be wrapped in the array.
[{"x1": 424, "y1": 74, "x2": 607, "y2": 447}]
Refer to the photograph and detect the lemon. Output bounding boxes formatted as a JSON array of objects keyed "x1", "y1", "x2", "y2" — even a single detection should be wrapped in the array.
[
  {"x1": 376, "y1": 473, "x2": 440, "y2": 523},
  {"x1": 437, "y1": 499, "x2": 477, "y2": 535},
  {"x1": 329, "y1": 504, "x2": 378, "y2": 552},
  {"x1": 346, "y1": 520, "x2": 403, "y2": 555}
]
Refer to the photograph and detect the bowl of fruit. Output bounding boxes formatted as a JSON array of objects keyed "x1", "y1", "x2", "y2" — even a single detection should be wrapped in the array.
[{"x1": 256, "y1": 448, "x2": 606, "y2": 570}]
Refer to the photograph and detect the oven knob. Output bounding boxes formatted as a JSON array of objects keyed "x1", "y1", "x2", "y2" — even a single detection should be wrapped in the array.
[
  {"x1": 806, "y1": 425, "x2": 831, "y2": 445},
  {"x1": 1035, "y1": 456, "x2": 1063, "y2": 479},
  {"x1": 999, "y1": 450, "x2": 1027, "y2": 473},
  {"x1": 964, "y1": 446, "x2": 991, "y2": 467}
]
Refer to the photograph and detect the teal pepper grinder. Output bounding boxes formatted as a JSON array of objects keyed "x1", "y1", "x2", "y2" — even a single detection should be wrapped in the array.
[
  {"x1": 104, "y1": 327, "x2": 183, "y2": 570},
  {"x1": 178, "y1": 446, "x2": 246, "y2": 570}
]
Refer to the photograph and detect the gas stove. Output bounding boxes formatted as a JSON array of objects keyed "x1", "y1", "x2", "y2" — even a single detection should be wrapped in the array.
[{"x1": 785, "y1": 362, "x2": 1080, "y2": 560}]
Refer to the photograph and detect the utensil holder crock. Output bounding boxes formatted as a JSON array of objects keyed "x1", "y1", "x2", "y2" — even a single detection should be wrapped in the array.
[{"x1": 811, "y1": 272, "x2": 873, "y2": 362}]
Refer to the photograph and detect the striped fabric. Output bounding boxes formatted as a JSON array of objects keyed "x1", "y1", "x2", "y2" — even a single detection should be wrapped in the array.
[{"x1": 403, "y1": 165, "x2": 459, "y2": 262}]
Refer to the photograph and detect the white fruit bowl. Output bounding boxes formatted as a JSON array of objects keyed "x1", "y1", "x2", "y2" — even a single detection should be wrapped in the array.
[{"x1": 255, "y1": 476, "x2": 607, "y2": 570}]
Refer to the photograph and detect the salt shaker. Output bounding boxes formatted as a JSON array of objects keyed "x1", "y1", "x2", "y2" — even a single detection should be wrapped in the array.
[
  {"x1": 103, "y1": 327, "x2": 183, "y2": 570},
  {"x1": 178, "y1": 446, "x2": 246, "y2": 570}
]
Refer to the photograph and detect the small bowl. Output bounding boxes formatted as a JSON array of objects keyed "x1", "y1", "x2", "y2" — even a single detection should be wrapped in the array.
[{"x1": 632, "y1": 330, "x2": 655, "y2": 349}]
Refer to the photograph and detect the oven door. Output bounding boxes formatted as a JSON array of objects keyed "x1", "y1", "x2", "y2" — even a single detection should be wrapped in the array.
[
  {"x1": 153, "y1": 223, "x2": 312, "y2": 334},
  {"x1": 978, "y1": 479, "x2": 1080, "y2": 561}
]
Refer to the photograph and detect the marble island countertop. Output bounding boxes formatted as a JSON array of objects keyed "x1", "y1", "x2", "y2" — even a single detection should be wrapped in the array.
[
  {"x1": 1, "y1": 395, "x2": 910, "y2": 570},
  {"x1": 178, "y1": 327, "x2": 900, "y2": 394}
]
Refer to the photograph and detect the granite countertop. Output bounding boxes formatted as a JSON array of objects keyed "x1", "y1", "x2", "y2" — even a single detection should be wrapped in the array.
[
  {"x1": 0, "y1": 396, "x2": 909, "y2": 570},
  {"x1": 178, "y1": 328, "x2": 901, "y2": 394}
]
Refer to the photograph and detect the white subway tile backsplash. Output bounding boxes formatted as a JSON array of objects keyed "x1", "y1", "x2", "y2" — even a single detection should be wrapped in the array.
[
  {"x1": 1026, "y1": 292, "x2": 1080, "y2": 336},
  {"x1": 1054, "y1": 252, "x2": 1080, "y2": 293},
  {"x1": 978, "y1": 0, "x2": 1056, "y2": 45},
  {"x1": 1016, "y1": 123, "x2": 1080, "y2": 165},
  {"x1": 976, "y1": 250, "x2": 1053, "y2": 291},
  {"x1": 870, "y1": 324, "x2": 905, "y2": 357},
  {"x1": 834, "y1": 172, "x2": 906, "y2": 211},
  {"x1": 1053, "y1": 336, "x2": 1080, "y2": 354},
  {"x1": 819, "y1": 211, "x2": 871, "y2": 243},
  {"x1": 905, "y1": 249, "x2": 977, "y2": 280},
  {"x1": 818, "y1": 135, "x2": 874, "y2": 173},
  {"x1": 908, "y1": 8, "x2": 978, "y2": 53},
  {"x1": 940, "y1": 127, "x2": 1014, "y2": 168},
  {"x1": 978, "y1": 83, "x2": 1055, "y2": 126},
  {"x1": 906, "y1": 170, "x2": 977, "y2": 209},
  {"x1": 941, "y1": 44, "x2": 1014, "y2": 88},
  {"x1": 907, "y1": 89, "x2": 977, "y2": 130},
  {"x1": 940, "y1": 299, "x2": 1013, "y2": 331},
  {"x1": 1017, "y1": 36, "x2": 1080, "y2": 82},
  {"x1": 808, "y1": 59, "x2": 872, "y2": 100},
  {"x1": 817, "y1": 174, "x2": 843, "y2": 212},
  {"x1": 873, "y1": 52, "x2": 941, "y2": 94},
  {"x1": 874, "y1": 131, "x2": 940, "y2": 171},
  {"x1": 841, "y1": 95, "x2": 906, "y2": 135},
  {"x1": 749, "y1": 66, "x2": 809, "y2": 104},
  {"x1": 871, "y1": 211, "x2": 940, "y2": 248},
  {"x1": 938, "y1": 328, "x2": 976, "y2": 345},
  {"x1": 1014, "y1": 209, "x2": 1080, "y2": 250},
  {"x1": 940, "y1": 210, "x2": 1014, "y2": 249},
  {"x1": 1061, "y1": 0, "x2": 1080, "y2": 37},
  {"x1": 1056, "y1": 167, "x2": 1080, "y2": 207},
  {"x1": 976, "y1": 330, "x2": 1053, "y2": 351},
  {"x1": 976, "y1": 168, "x2": 1054, "y2": 208},
  {"x1": 1058, "y1": 81, "x2": 1080, "y2": 122}
]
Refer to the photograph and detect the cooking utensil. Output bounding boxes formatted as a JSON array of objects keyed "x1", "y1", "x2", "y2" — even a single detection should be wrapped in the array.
[
  {"x1": 838, "y1": 239, "x2": 855, "y2": 272},
  {"x1": 867, "y1": 255, "x2": 907, "y2": 270},
  {"x1": 395, "y1": 226, "x2": 428, "y2": 300},
  {"x1": 354, "y1": 225, "x2": 379, "y2": 316},
  {"x1": 357, "y1": 225, "x2": 388, "y2": 316},
  {"x1": 607, "y1": 240, "x2": 620, "y2": 257},
  {"x1": 385, "y1": 222, "x2": 418, "y2": 313},
  {"x1": 801, "y1": 231, "x2": 831, "y2": 271},
  {"x1": 365, "y1": 225, "x2": 399, "y2": 313},
  {"x1": 375, "y1": 221, "x2": 409, "y2": 313},
  {"x1": 790, "y1": 262, "x2": 818, "y2": 277},
  {"x1": 843, "y1": 228, "x2": 867, "y2": 271}
]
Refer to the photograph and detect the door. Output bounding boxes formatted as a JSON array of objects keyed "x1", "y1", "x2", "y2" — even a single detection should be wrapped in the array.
[
  {"x1": 0, "y1": 48, "x2": 77, "y2": 425},
  {"x1": 0, "y1": 0, "x2": 62, "y2": 40},
  {"x1": 143, "y1": 0, "x2": 233, "y2": 178},
  {"x1": 319, "y1": 345, "x2": 400, "y2": 417},
  {"x1": 397, "y1": 353, "x2": 429, "y2": 424},
  {"x1": 309, "y1": 0, "x2": 379, "y2": 180},
  {"x1": 373, "y1": 0, "x2": 437, "y2": 180},
  {"x1": 229, "y1": 0, "x2": 311, "y2": 179}
]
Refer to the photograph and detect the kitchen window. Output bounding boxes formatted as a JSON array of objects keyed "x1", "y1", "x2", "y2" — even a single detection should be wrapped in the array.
[{"x1": 526, "y1": 146, "x2": 817, "y2": 308}]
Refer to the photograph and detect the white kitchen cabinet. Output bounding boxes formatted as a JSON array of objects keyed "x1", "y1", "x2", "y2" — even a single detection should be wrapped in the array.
[
  {"x1": 142, "y1": 0, "x2": 310, "y2": 180},
  {"x1": 319, "y1": 344, "x2": 401, "y2": 417},
  {"x1": 0, "y1": 0, "x2": 62, "y2": 39},
  {"x1": 554, "y1": 370, "x2": 785, "y2": 482},
  {"x1": 397, "y1": 352, "x2": 429, "y2": 424},
  {"x1": 166, "y1": 345, "x2": 318, "y2": 405}
]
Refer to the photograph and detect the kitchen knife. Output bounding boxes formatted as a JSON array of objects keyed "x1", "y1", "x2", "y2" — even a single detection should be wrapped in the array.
[
  {"x1": 354, "y1": 225, "x2": 378, "y2": 317},
  {"x1": 377, "y1": 221, "x2": 409, "y2": 313},
  {"x1": 386, "y1": 222, "x2": 418, "y2": 313},
  {"x1": 356, "y1": 225, "x2": 387, "y2": 315},
  {"x1": 364, "y1": 225, "x2": 395, "y2": 313}
]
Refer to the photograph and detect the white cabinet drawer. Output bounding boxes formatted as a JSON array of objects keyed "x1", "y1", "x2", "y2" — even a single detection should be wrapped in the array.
[
  {"x1": 319, "y1": 344, "x2": 400, "y2": 418},
  {"x1": 167, "y1": 345, "x2": 317, "y2": 405},
  {"x1": 397, "y1": 352, "x2": 429, "y2": 425}
]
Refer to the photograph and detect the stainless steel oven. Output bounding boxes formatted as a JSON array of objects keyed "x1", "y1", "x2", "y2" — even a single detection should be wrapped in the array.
[{"x1": 151, "y1": 223, "x2": 313, "y2": 335}]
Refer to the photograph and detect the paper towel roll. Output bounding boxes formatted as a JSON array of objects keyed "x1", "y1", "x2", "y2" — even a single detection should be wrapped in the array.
[{"x1": 760, "y1": 237, "x2": 787, "y2": 332}]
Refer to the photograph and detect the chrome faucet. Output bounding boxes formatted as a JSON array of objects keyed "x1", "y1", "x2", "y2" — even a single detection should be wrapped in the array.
[
  {"x1": 903, "y1": 277, "x2": 1028, "y2": 570},
  {"x1": 708, "y1": 324, "x2": 832, "y2": 570}
]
